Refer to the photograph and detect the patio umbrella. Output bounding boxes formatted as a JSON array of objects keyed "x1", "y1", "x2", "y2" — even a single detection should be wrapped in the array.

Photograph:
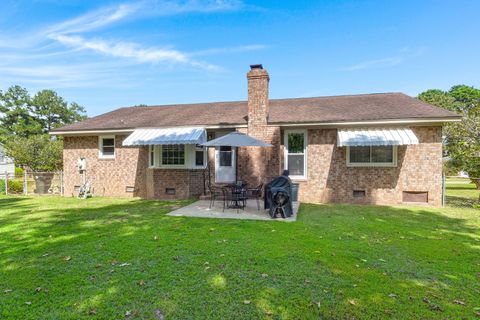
[
  {"x1": 201, "y1": 132, "x2": 273, "y2": 184},
  {"x1": 201, "y1": 131, "x2": 273, "y2": 147}
]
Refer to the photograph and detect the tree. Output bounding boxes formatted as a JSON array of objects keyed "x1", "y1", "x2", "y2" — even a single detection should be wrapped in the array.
[
  {"x1": 0, "y1": 85, "x2": 43, "y2": 139},
  {"x1": 32, "y1": 89, "x2": 86, "y2": 132},
  {"x1": 0, "y1": 86, "x2": 86, "y2": 138},
  {"x1": 4, "y1": 134, "x2": 63, "y2": 172},
  {"x1": 419, "y1": 85, "x2": 480, "y2": 188}
]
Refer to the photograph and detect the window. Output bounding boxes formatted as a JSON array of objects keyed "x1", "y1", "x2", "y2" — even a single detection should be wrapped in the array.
[
  {"x1": 99, "y1": 136, "x2": 115, "y2": 158},
  {"x1": 347, "y1": 146, "x2": 397, "y2": 167},
  {"x1": 195, "y1": 144, "x2": 205, "y2": 167},
  {"x1": 149, "y1": 145, "x2": 155, "y2": 167},
  {"x1": 162, "y1": 144, "x2": 185, "y2": 165},
  {"x1": 219, "y1": 146, "x2": 232, "y2": 167},
  {"x1": 284, "y1": 130, "x2": 307, "y2": 179}
]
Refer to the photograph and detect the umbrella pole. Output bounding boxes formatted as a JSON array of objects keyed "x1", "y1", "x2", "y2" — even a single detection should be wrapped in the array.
[{"x1": 235, "y1": 147, "x2": 238, "y2": 184}]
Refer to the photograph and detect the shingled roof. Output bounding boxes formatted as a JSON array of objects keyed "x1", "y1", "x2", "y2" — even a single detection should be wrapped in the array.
[{"x1": 52, "y1": 93, "x2": 460, "y2": 132}]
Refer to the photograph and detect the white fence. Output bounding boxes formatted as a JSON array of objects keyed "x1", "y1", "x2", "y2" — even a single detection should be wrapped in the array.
[{"x1": 0, "y1": 171, "x2": 63, "y2": 196}]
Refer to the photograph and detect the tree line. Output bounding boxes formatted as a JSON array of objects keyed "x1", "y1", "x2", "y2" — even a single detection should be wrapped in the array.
[
  {"x1": 418, "y1": 85, "x2": 480, "y2": 188},
  {"x1": 0, "y1": 85, "x2": 86, "y2": 172}
]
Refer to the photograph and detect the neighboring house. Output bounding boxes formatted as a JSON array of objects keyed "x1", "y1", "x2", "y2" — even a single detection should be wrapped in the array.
[
  {"x1": 0, "y1": 144, "x2": 15, "y2": 176},
  {"x1": 51, "y1": 65, "x2": 460, "y2": 206}
]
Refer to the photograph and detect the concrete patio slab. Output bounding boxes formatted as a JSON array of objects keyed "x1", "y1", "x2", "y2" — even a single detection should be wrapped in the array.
[{"x1": 167, "y1": 200, "x2": 299, "y2": 221}]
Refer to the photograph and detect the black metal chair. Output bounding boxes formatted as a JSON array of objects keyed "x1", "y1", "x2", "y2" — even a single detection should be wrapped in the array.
[
  {"x1": 208, "y1": 184, "x2": 225, "y2": 208},
  {"x1": 246, "y1": 183, "x2": 263, "y2": 210}
]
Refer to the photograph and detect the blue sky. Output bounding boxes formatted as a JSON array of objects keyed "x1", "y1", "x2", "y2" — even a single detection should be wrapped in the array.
[{"x1": 0, "y1": 0, "x2": 479, "y2": 116}]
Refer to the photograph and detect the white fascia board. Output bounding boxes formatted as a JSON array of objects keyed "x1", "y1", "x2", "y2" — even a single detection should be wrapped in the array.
[
  {"x1": 50, "y1": 124, "x2": 247, "y2": 136},
  {"x1": 273, "y1": 117, "x2": 461, "y2": 128}
]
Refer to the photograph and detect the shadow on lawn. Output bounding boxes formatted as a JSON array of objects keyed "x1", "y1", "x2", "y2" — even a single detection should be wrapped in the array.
[{"x1": 0, "y1": 197, "x2": 479, "y2": 319}]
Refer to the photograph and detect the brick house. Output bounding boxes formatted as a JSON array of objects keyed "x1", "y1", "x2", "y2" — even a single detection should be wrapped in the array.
[{"x1": 51, "y1": 65, "x2": 460, "y2": 206}]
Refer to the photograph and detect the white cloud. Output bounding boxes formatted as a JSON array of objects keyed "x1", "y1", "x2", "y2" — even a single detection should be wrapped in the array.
[
  {"x1": 0, "y1": 0, "x2": 267, "y2": 88},
  {"x1": 190, "y1": 44, "x2": 268, "y2": 56},
  {"x1": 342, "y1": 47, "x2": 426, "y2": 71},
  {"x1": 342, "y1": 56, "x2": 404, "y2": 71}
]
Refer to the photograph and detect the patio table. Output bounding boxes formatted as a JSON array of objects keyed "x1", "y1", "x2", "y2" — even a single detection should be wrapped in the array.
[{"x1": 224, "y1": 183, "x2": 247, "y2": 210}]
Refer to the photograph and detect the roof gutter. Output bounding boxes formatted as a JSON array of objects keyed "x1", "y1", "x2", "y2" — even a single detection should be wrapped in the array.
[
  {"x1": 272, "y1": 117, "x2": 461, "y2": 128},
  {"x1": 49, "y1": 124, "x2": 247, "y2": 136}
]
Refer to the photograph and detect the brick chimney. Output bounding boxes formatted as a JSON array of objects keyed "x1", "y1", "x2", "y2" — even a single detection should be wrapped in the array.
[
  {"x1": 247, "y1": 64, "x2": 269, "y2": 133},
  {"x1": 237, "y1": 64, "x2": 280, "y2": 186}
]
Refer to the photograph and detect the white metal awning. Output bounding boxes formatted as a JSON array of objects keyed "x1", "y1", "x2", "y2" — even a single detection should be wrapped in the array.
[
  {"x1": 337, "y1": 128, "x2": 419, "y2": 147},
  {"x1": 122, "y1": 127, "x2": 206, "y2": 146}
]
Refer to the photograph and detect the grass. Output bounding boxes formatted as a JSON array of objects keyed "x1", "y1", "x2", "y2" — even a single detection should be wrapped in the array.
[
  {"x1": 0, "y1": 186, "x2": 479, "y2": 319},
  {"x1": 445, "y1": 177, "x2": 479, "y2": 208}
]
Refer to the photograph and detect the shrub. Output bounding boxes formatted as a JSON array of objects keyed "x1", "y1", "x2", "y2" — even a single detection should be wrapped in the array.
[
  {"x1": 8, "y1": 179, "x2": 23, "y2": 193},
  {"x1": 15, "y1": 167, "x2": 24, "y2": 177},
  {"x1": 0, "y1": 179, "x2": 23, "y2": 194}
]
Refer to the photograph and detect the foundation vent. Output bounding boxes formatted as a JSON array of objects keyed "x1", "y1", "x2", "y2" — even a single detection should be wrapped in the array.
[
  {"x1": 166, "y1": 188, "x2": 176, "y2": 195},
  {"x1": 353, "y1": 190, "x2": 366, "y2": 198},
  {"x1": 402, "y1": 191, "x2": 428, "y2": 203}
]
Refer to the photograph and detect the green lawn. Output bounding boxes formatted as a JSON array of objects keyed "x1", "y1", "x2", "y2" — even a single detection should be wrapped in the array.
[
  {"x1": 0, "y1": 188, "x2": 479, "y2": 319},
  {"x1": 446, "y1": 177, "x2": 479, "y2": 207}
]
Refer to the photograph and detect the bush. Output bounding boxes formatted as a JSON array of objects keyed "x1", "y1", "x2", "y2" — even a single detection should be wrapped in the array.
[
  {"x1": 15, "y1": 167, "x2": 24, "y2": 177},
  {"x1": 0, "y1": 179, "x2": 23, "y2": 194},
  {"x1": 8, "y1": 179, "x2": 23, "y2": 193}
]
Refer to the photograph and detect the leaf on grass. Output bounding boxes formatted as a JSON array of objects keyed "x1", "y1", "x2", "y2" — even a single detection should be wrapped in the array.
[
  {"x1": 138, "y1": 280, "x2": 145, "y2": 286},
  {"x1": 361, "y1": 259, "x2": 367, "y2": 262},
  {"x1": 378, "y1": 258, "x2": 386, "y2": 262},
  {"x1": 154, "y1": 309, "x2": 164, "y2": 320},
  {"x1": 63, "y1": 256, "x2": 71, "y2": 261},
  {"x1": 261, "y1": 273, "x2": 268, "y2": 278},
  {"x1": 422, "y1": 297, "x2": 430, "y2": 304},
  {"x1": 95, "y1": 263, "x2": 103, "y2": 268},
  {"x1": 173, "y1": 256, "x2": 180, "y2": 261},
  {"x1": 153, "y1": 236, "x2": 158, "y2": 241},
  {"x1": 209, "y1": 228, "x2": 215, "y2": 232},
  {"x1": 88, "y1": 309, "x2": 97, "y2": 315},
  {"x1": 243, "y1": 300, "x2": 251, "y2": 304},
  {"x1": 388, "y1": 293, "x2": 398, "y2": 298},
  {"x1": 265, "y1": 310, "x2": 273, "y2": 316},
  {"x1": 34, "y1": 287, "x2": 42, "y2": 293},
  {"x1": 453, "y1": 300, "x2": 465, "y2": 306},
  {"x1": 430, "y1": 304, "x2": 442, "y2": 312},
  {"x1": 42, "y1": 253, "x2": 49, "y2": 257},
  {"x1": 118, "y1": 263, "x2": 130, "y2": 267},
  {"x1": 4, "y1": 289, "x2": 12, "y2": 293},
  {"x1": 111, "y1": 259, "x2": 118, "y2": 265},
  {"x1": 348, "y1": 299, "x2": 356, "y2": 306},
  {"x1": 25, "y1": 301, "x2": 32, "y2": 305}
]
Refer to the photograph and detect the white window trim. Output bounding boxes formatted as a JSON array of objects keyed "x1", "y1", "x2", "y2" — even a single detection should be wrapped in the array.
[
  {"x1": 346, "y1": 145, "x2": 398, "y2": 167},
  {"x1": 149, "y1": 144, "x2": 207, "y2": 169},
  {"x1": 284, "y1": 129, "x2": 308, "y2": 180},
  {"x1": 98, "y1": 135, "x2": 115, "y2": 159},
  {"x1": 193, "y1": 145, "x2": 207, "y2": 169}
]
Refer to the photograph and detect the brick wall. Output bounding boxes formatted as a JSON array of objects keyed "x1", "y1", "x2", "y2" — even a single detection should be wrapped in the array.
[
  {"x1": 288, "y1": 126, "x2": 443, "y2": 206},
  {"x1": 146, "y1": 168, "x2": 205, "y2": 199},
  {"x1": 63, "y1": 135, "x2": 148, "y2": 198}
]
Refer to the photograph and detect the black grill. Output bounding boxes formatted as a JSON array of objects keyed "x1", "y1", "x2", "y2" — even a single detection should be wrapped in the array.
[{"x1": 264, "y1": 170, "x2": 293, "y2": 218}]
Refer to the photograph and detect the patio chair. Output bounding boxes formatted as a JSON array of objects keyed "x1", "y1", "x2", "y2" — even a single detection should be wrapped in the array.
[
  {"x1": 222, "y1": 185, "x2": 247, "y2": 212},
  {"x1": 246, "y1": 183, "x2": 263, "y2": 210},
  {"x1": 208, "y1": 184, "x2": 225, "y2": 208}
]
